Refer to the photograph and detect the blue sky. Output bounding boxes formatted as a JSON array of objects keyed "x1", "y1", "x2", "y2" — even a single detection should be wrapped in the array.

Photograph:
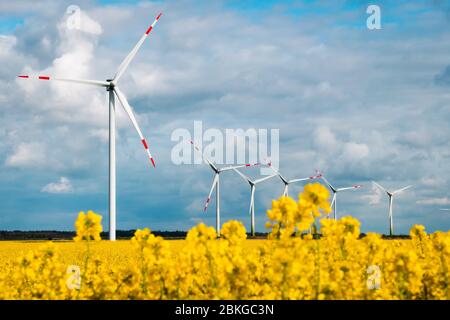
[{"x1": 0, "y1": 0, "x2": 450, "y2": 234}]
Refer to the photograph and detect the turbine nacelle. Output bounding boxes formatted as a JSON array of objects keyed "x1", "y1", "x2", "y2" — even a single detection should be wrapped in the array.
[{"x1": 106, "y1": 80, "x2": 115, "y2": 91}]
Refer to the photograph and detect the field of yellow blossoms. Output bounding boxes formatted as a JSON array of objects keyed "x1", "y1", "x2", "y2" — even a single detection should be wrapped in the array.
[{"x1": 0, "y1": 183, "x2": 449, "y2": 300}]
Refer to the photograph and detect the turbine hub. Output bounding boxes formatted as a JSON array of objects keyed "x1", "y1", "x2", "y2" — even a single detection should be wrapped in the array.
[{"x1": 106, "y1": 79, "x2": 115, "y2": 91}]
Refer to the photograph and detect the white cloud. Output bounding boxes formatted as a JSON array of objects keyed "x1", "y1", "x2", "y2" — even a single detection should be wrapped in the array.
[
  {"x1": 361, "y1": 183, "x2": 384, "y2": 205},
  {"x1": 420, "y1": 177, "x2": 446, "y2": 188},
  {"x1": 41, "y1": 177, "x2": 73, "y2": 194},
  {"x1": 16, "y1": 9, "x2": 107, "y2": 127},
  {"x1": 342, "y1": 142, "x2": 369, "y2": 162},
  {"x1": 314, "y1": 127, "x2": 338, "y2": 151},
  {"x1": 0, "y1": 35, "x2": 17, "y2": 54},
  {"x1": 89, "y1": 128, "x2": 110, "y2": 143},
  {"x1": 416, "y1": 197, "x2": 450, "y2": 205},
  {"x1": 5, "y1": 142, "x2": 46, "y2": 168},
  {"x1": 77, "y1": 10, "x2": 103, "y2": 35}
]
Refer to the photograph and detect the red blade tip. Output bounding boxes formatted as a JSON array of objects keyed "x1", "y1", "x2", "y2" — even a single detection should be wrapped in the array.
[{"x1": 141, "y1": 139, "x2": 149, "y2": 149}]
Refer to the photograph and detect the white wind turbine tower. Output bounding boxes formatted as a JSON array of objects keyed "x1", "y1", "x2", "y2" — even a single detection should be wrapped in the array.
[
  {"x1": 233, "y1": 168, "x2": 277, "y2": 236},
  {"x1": 372, "y1": 181, "x2": 413, "y2": 236},
  {"x1": 267, "y1": 162, "x2": 322, "y2": 197},
  {"x1": 18, "y1": 13, "x2": 163, "y2": 241},
  {"x1": 317, "y1": 171, "x2": 362, "y2": 220},
  {"x1": 190, "y1": 141, "x2": 260, "y2": 237}
]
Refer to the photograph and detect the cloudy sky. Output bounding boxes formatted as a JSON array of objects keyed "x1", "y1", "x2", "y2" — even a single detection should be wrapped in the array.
[{"x1": 1, "y1": 0, "x2": 449, "y2": 234}]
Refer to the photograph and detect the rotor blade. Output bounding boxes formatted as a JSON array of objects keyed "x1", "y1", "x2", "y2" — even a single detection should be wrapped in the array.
[
  {"x1": 18, "y1": 75, "x2": 109, "y2": 87},
  {"x1": 283, "y1": 184, "x2": 289, "y2": 196},
  {"x1": 249, "y1": 186, "x2": 255, "y2": 215},
  {"x1": 372, "y1": 181, "x2": 388, "y2": 193},
  {"x1": 277, "y1": 172, "x2": 288, "y2": 184},
  {"x1": 219, "y1": 162, "x2": 260, "y2": 172},
  {"x1": 189, "y1": 140, "x2": 218, "y2": 171},
  {"x1": 320, "y1": 175, "x2": 334, "y2": 191},
  {"x1": 254, "y1": 174, "x2": 277, "y2": 184},
  {"x1": 393, "y1": 185, "x2": 413, "y2": 195},
  {"x1": 203, "y1": 174, "x2": 219, "y2": 212},
  {"x1": 440, "y1": 209, "x2": 450, "y2": 211},
  {"x1": 289, "y1": 174, "x2": 322, "y2": 184},
  {"x1": 330, "y1": 193, "x2": 336, "y2": 207},
  {"x1": 337, "y1": 185, "x2": 363, "y2": 192},
  {"x1": 113, "y1": 12, "x2": 162, "y2": 84},
  {"x1": 315, "y1": 170, "x2": 334, "y2": 189},
  {"x1": 233, "y1": 168, "x2": 251, "y2": 183},
  {"x1": 113, "y1": 87, "x2": 155, "y2": 167},
  {"x1": 265, "y1": 160, "x2": 288, "y2": 183}
]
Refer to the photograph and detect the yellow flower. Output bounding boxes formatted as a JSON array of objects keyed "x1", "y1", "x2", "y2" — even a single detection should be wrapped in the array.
[
  {"x1": 299, "y1": 182, "x2": 331, "y2": 217},
  {"x1": 186, "y1": 223, "x2": 217, "y2": 242},
  {"x1": 73, "y1": 210, "x2": 103, "y2": 242},
  {"x1": 410, "y1": 224, "x2": 427, "y2": 239},
  {"x1": 221, "y1": 220, "x2": 247, "y2": 245},
  {"x1": 320, "y1": 216, "x2": 360, "y2": 239},
  {"x1": 266, "y1": 183, "x2": 333, "y2": 238},
  {"x1": 131, "y1": 228, "x2": 152, "y2": 248}
]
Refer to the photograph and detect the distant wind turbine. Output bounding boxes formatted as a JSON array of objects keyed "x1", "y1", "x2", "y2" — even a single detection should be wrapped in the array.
[
  {"x1": 372, "y1": 181, "x2": 413, "y2": 236},
  {"x1": 317, "y1": 171, "x2": 362, "y2": 220},
  {"x1": 190, "y1": 140, "x2": 259, "y2": 237},
  {"x1": 233, "y1": 168, "x2": 277, "y2": 236},
  {"x1": 18, "y1": 13, "x2": 163, "y2": 240},
  {"x1": 440, "y1": 209, "x2": 450, "y2": 212}
]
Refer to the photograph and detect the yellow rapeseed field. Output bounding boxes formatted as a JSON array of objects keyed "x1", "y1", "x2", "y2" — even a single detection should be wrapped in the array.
[
  {"x1": 0, "y1": 183, "x2": 449, "y2": 300},
  {"x1": 0, "y1": 239, "x2": 263, "y2": 274}
]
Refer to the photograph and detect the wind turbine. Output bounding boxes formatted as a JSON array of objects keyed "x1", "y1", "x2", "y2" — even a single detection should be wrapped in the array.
[
  {"x1": 440, "y1": 209, "x2": 450, "y2": 212},
  {"x1": 190, "y1": 141, "x2": 259, "y2": 237},
  {"x1": 372, "y1": 181, "x2": 413, "y2": 236},
  {"x1": 267, "y1": 163, "x2": 322, "y2": 197},
  {"x1": 18, "y1": 13, "x2": 163, "y2": 241},
  {"x1": 233, "y1": 168, "x2": 277, "y2": 236},
  {"x1": 317, "y1": 171, "x2": 362, "y2": 220}
]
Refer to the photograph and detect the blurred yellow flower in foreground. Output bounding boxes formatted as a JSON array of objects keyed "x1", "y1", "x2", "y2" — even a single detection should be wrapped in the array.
[{"x1": 73, "y1": 211, "x2": 103, "y2": 242}]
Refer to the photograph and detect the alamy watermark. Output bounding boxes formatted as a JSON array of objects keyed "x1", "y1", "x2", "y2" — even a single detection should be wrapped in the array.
[
  {"x1": 366, "y1": 265, "x2": 381, "y2": 290},
  {"x1": 171, "y1": 121, "x2": 279, "y2": 175},
  {"x1": 66, "y1": 5, "x2": 82, "y2": 30},
  {"x1": 367, "y1": 4, "x2": 381, "y2": 30},
  {"x1": 66, "y1": 265, "x2": 81, "y2": 290}
]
